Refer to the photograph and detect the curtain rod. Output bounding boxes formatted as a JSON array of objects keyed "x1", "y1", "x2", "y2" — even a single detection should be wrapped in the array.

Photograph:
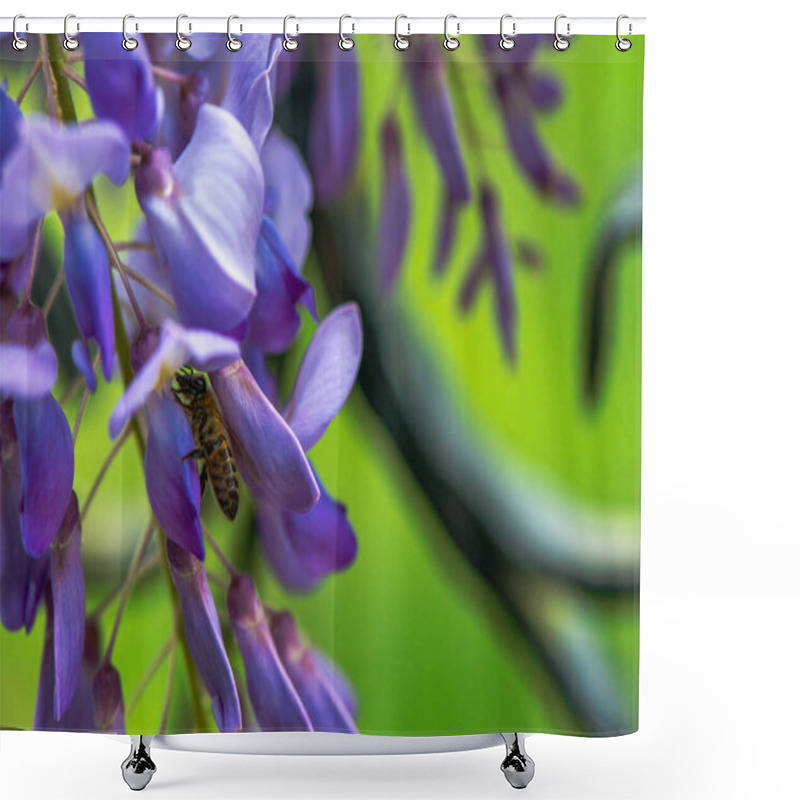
[{"x1": 0, "y1": 16, "x2": 646, "y2": 37}]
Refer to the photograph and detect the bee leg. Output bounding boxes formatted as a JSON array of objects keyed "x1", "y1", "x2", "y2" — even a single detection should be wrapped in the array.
[
  {"x1": 199, "y1": 463, "x2": 209, "y2": 498},
  {"x1": 181, "y1": 448, "x2": 204, "y2": 462}
]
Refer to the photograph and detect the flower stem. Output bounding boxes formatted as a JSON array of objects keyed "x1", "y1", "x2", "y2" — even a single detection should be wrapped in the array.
[
  {"x1": 159, "y1": 644, "x2": 178, "y2": 734},
  {"x1": 81, "y1": 425, "x2": 132, "y2": 521},
  {"x1": 88, "y1": 551, "x2": 160, "y2": 621},
  {"x1": 127, "y1": 635, "x2": 176, "y2": 715},
  {"x1": 202, "y1": 525, "x2": 238, "y2": 577},
  {"x1": 42, "y1": 267, "x2": 64, "y2": 317},
  {"x1": 60, "y1": 64, "x2": 87, "y2": 93},
  {"x1": 16, "y1": 56, "x2": 42, "y2": 105},
  {"x1": 117, "y1": 260, "x2": 177, "y2": 310},
  {"x1": 101, "y1": 519, "x2": 156, "y2": 666},
  {"x1": 115, "y1": 242, "x2": 156, "y2": 253},
  {"x1": 85, "y1": 194, "x2": 148, "y2": 332},
  {"x1": 71, "y1": 349, "x2": 100, "y2": 443},
  {"x1": 40, "y1": 36, "x2": 59, "y2": 120},
  {"x1": 20, "y1": 219, "x2": 44, "y2": 308},
  {"x1": 150, "y1": 64, "x2": 187, "y2": 85}
]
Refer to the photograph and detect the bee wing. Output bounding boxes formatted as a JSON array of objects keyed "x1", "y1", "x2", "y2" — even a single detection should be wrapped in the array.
[{"x1": 223, "y1": 420, "x2": 260, "y2": 487}]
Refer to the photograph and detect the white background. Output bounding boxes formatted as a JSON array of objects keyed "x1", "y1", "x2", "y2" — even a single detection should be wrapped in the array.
[{"x1": 2, "y1": 1, "x2": 799, "y2": 798}]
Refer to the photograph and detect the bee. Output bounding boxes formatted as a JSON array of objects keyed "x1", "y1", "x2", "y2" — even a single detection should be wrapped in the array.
[{"x1": 172, "y1": 366, "x2": 239, "y2": 521}]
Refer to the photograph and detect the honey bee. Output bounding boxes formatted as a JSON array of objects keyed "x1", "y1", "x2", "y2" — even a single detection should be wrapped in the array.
[{"x1": 172, "y1": 366, "x2": 239, "y2": 521}]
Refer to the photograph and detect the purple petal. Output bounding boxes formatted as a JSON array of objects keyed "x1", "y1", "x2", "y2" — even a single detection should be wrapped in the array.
[
  {"x1": 83, "y1": 33, "x2": 159, "y2": 141},
  {"x1": 221, "y1": 35, "x2": 282, "y2": 154},
  {"x1": 528, "y1": 71, "x2": 563, "y2": 113},
  {"x1": 51, "y1": 492, "x2": 86, "y2": 720},
  {"x1": 210, "y1": 359, "x2": 318, "y2": 512},
  {"x1": 167, "y1": 540, "x2": 242, "y2": 732},
  {"x1": 1, "y1": 117, "x2": 130, "y2": 259},
  {"x1": 71, "y1": 339, "x2": 97, "y2": 393},
  {"x1": 109, "y1": 319, "x2": 240, "y2": 438},
  {"x1": 309, "y1": 38, "x2": 361, "y2": 205},
  {"x1": 135, "y1": 105, "x2": 262, "y2": 332},
  {"x1": 144, "y1": 393, "x2": 205, "y2": 560},
  {"x1": 284, "y1": 303, "x2": 363, "y2": 451},
  {"x1": 14, "y1": 395, "x2": 74, "y2": 558},
  {"x1": 35, "y1": 604, "x2": 98, "y2": 731},
  {"x1": 0, "y1": 402, "x2": 49, "y2": 632},
  {"x1": 408, "y1": 43, "x2": 470, "y2": 204},
  {"x1": 480, "y1": 185, "x2": 517, "y2": 363},
  {"x1": 248, "y1": 216, "x2": 314, "y2": 353},
  {"x1": 227, "y1": 574, "x2": 313, "y2": 731},
  {"x1": 242, "y1": 339, "x2": 279, "y2": 404},
  {"x1": 0, "y1": 339, "x2": 58, "y2": 399},
  {"x1": 93, "y1": 661, "x2": 125, "y2": 733},
  {"x1": 261, "y1": 128, "x2": 313, "y2": 269},
  {"x1": 62, "y1": 204, "x2": 115, "y2": 381},
  {"x1": 432, "y1": 194, "x2": 462, "y2": 275},
  {"x1": 270, "y1": 611, "x2": 357, "y2": 733},
  {"x1": 457, "y1": 254, "x2": 489, "y2": 313},
  {"x1": 494, "y1": 71, "x2": 554, "y2": 195},
  {"x1": 377, "y1": 117, "x2": 411, "y2": 291},
  {"x1": 0, "y1": 80, "x2": 24, "y2": 178},
  {"x1": 257, "y1": 473, "x2": 357, "y2": 592}
]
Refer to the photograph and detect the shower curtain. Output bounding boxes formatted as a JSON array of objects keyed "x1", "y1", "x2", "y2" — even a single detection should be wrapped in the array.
[{"x1": 0, "y1": 29, "x2": 643, "y2": 738}]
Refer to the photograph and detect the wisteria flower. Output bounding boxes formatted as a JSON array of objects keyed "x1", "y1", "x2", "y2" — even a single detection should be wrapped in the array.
[
  {"x1": 0, "y1": 115, "x2": 129, "y2": 260},
  {"x1": 227, "y1": 573, "x2": 312, "y2": 731},
  {"x1": 167, "y1": 540, "x2": 241, "y2": 731},
  {"x1": 83, "y1": 33, "x2": 159, "y2": 142},
  {"x1": 135, "y1": 104, "x2": 263, "y2": 334}
]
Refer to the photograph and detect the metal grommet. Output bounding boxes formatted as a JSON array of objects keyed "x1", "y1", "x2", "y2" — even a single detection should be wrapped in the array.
[
  {"x1": 499, "y1": 14, "x2": 516, "y2": 50},
  {"x1": 394, "y1": 14, "x2": 410, "y2": 51},
  {"x1": 553, "y1": 14, "x2": 570, "y2": 51},
  {"x1": 339, "y1": 14, "x2": 355, "y2": 50},
  {"x1": 226, "y1": 15, "x2": 243, "y2": 52},
  {"x1": 12, "y1": 15, "x2": 29, "y2": 51},
  {"x1": 283, "y1": 15, "x2": 299, "y2": 51},
  {"x1": 443, "y1": 14, "x2": 460, "y2": 51},
  {"x1": 63, "y1": 13, "x2": 79, "y2": 51},
  {"x1": 616, "y1": 14, "x2": 632, "y2": 51},
  {"x1": 176, "y1": 13, "x2": 192, "y2": 51},
  {"x1": 122, "y1": 14, "x2": 139, "y2": 51}
]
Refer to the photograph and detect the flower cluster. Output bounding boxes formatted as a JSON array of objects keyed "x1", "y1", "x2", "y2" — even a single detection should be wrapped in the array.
[
  {"x1": 1, "y1": 34, "x2": 362, "y2": 733},
  {"x1": 277, "y1": 35, "x2": 577, "y2": 364}
]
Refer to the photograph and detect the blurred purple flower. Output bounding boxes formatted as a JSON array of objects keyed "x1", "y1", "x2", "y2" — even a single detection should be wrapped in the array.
[
  {"x1": 407, "y1": 41, "x2": 471, "y2": 271},
  {"x1": 210, "y1": 359, "x2": 318, "y2": 513},
  {"x1": 0, "y1": 401, "x2": 49, "y2": 632},
  {"x1": 167, "y1": 540, "x2": 242, "y2": 732},
  {"x1": 261, "y1": 128, "x2": 313, "y2": 269},
  {"x1": 83, "y1": 33, "x2": 159, "y2": 142},
  {"x1": 61, "y1": 202, "x2": 115, "y2": 382},
  {"x1": 227, "y1": 573, "x2": 313, "y2": 731},
  {"x1": 458, "y1": 185, "x2": 517, "y2": 363},
  {"x1": 0, "y1": 115, "x2": 129, "y2": 260},
  {"x1": 135, "y1": 105, "x2": 263, "y2": 334},
  {"x1": 71, "y1": 339, "x2": 97, "y2": 393},
  {"x1": 93, "y1": 661, "x2": 125, "y2": 733},
  {"x1": 309, "y1": 37, "x2": 361, "y2": 205},
  {"x1": 50, "y1": 492, "x2": 85, "y2": 720},
  {"x1": 377, "y1": 117, "x2": 411, "y2": 291},
  {"x1": 270, "y1": 610, "x2": 357, "y2": 732},
  {"x1": 0, "y1": 80, "x2": 24, "y2": 180}
]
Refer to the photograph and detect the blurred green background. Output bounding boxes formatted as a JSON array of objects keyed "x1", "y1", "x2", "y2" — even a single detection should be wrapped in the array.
[{"x1": 1, "y1": 35, "x2": 643, "y2": 736}]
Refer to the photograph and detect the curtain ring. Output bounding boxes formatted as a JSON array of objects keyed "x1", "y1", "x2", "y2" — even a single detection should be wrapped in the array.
[
  {"x1": 176, "y1": 13, "x2": 192, "y2": 51},
  {"x1": 499, "y1": 14, "x2": 516, "y2": 50},
  {"x1": 616, "y1": 15, "x2": 632, "y2": 51},
  {"x1": 443, "y1": 14, "x2": 460, "y2": 51},
  {"x1": 394, "y1": 14, "x2": 410, "y2": 51},
  {"x1": 12, "y1": 15, "x2": 29, "y2": 51},
  {"x1": 339, "y1": 14, "x2": 355, "y2": 50},
  {"x1": 553, "y1": 14, "x2": 570, "y2": 51},
  {"x1": 227, "y1": 15, "x2": 243, "y2": 51},
  {"x1": 283, "y1": 15, "x2": 299, "y2": 51},
  {"x1": 63, "y1": 13, "x2": 79, "y2": 51},
  {"x1": 122, "y1": 15, "x2": 139, "y2": 51}
]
